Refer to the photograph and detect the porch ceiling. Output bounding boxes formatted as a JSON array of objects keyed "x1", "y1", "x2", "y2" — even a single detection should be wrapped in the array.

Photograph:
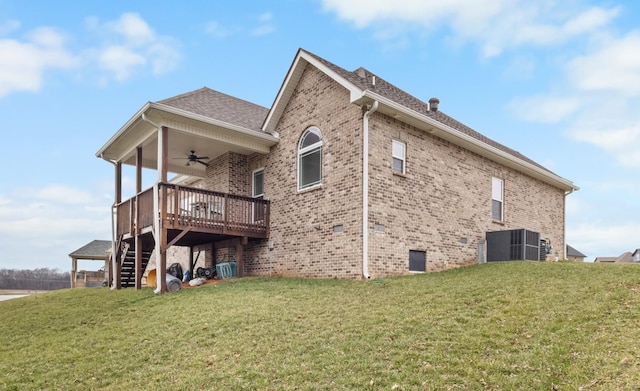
[{"x1": 96, "y1": 102, "x2": 279, "y2": 177}]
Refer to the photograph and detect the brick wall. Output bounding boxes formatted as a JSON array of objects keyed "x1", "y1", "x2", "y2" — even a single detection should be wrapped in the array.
[
  {"x1": 367, "y1": 113, "x2": 565, "y2": 275},
  {"x1": 244, "y1": 65, "x2": 365, "y2": 278},
  {"x1": 163, "y1": 64, "x2": 566, "y2": 279}
]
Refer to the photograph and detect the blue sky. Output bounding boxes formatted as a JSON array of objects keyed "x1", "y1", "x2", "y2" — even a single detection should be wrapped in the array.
[{"x1": 0, "y1": 0, "x2": 638, "y2": 271}]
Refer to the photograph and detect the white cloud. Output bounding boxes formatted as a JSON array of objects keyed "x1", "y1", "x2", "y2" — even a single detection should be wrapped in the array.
[
  {"x1": 568, "y1": 221, "x2": 640, "y2": 259},
  {"x1": 563, "y1": 6, "x2": 620, "y2": 36},
  {"x1": 508, "y1": 95, "x2": 582, "y2": 123},
  {"x1": 204, "y1": 20, "x2": 241, "y2": 38},
  {"x1": 567, "y1": 31, "x2": 640, "y2": 97},
  {"x1": 321, "y1": 0, "x2": 619, "y2": 57},
  {"x1": 502, "y1": 55, "x2": 535, "y2": 81},
  {"x1": 35, "y1": 185, "x2": 95, "y2": 205},
  {"x1": 504, "y1": 20, "x2": 640, "y2": 168},
  {"x1": 322, "y1": 0, "x2": 504, "y2": 29},
  {"x1": 97, "y1": 45, "x2": 147, "y2": 81},
  {"x1": 88, "y1": 13, "x2": 181, "y2": 81},
  {"x1": 251, "y1": 12, "x2": 276, "y2": 36},
  {"x1": 566, "y1": 191, "x2": 640, "y2": 260},
  {"x1": 0, "y1": 27, "x2": 77, "y2": 97},
  {"x1": 0, "y1": 13, "x2": 181, "y2": 98},
  {"x1": 0, "y1": 19, "x2": 20, "y2": 35},
  {"x1": 148, "y1": 37, "x2": 183, "y2": 75},
  {"x1": 107, "y1": 12, "x2": 155, "y2": 46},
  {"x1": 569, "y1": 115, "x2": 640, "y2": 169},
  {"x1": 0, "y1": 184, "x2": 112, "y2": 270},
  {"x1": 206, "y1": 13, "x2": 276, "y2": 38}
]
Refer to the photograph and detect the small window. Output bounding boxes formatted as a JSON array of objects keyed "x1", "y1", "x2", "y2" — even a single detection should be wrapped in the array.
[
  {"x1": 392, "y1": 140, "x2": 406, "y2": 174},
  {"x1": 298, "y1": 127, "x2": 323, "y2": 190},
  {"x1": 492, "y1": 177, "x2": 504, "y2": 221}
]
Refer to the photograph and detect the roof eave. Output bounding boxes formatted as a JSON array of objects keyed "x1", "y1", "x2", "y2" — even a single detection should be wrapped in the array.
[
  {"x1": 96, "y1": 102, "x2": 152, "y2": 159},
  {"x1": 96, "y1": 102, "x2": 279, "y2": 163},
  {"x1": 357, "y1": 90, "x2": 579, "y2": 192}
]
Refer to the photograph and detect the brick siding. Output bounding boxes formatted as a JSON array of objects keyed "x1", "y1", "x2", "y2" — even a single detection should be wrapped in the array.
[{"x1": 165, "y1": 64, "x2": 566, "y2": 278}]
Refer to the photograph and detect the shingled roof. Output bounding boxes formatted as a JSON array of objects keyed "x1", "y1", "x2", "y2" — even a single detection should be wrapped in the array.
[
  {"x1": 158, "y1": 87, "x2": 269, "y2": 132},
  {"x1": 150, "y1": 49, "x2": 571, "y2": 186},
  {"x1": 303, "y1": 49, "x2": 554, "y2": 174},
  {"x1": 69, "y1": 240, "x2": 111, "y2": 259},
  {"x1": 566, "y1": 244, "x2": 587, "y2": 258}
]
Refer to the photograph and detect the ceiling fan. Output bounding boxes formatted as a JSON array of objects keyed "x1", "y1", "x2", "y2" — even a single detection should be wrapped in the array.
[{"x1": 174, "y1": 150, "x2": 210, "y2": 167}]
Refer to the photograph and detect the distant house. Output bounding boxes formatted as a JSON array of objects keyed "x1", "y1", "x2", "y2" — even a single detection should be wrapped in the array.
[
  {"x1": 594, "y1": 250, "x2": 638, "y2": 263},
  {"x1": 613, "y1": 252, "x2": 633, "y2": 263},
  {"x1": 68, "y1": 240, "x2": 111, "y2": 288},
  {"x1": 96, "y1": 48, "x2": 578, "y2": 293},
  {"x1": 566, "y1": 245, "x2": 587, "y2": 262},
  {"x1": 594, "y1": 257, "x2": 616, "y2": 263}
]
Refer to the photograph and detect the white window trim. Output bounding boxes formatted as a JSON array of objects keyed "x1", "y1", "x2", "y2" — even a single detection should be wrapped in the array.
[
  {"x1": 492, "y1": 177, "x2": 504, "y2": 221},
  {"x1": 392, "y1": 140, "x2": 406, "y2": 174},
  {"x1": 297, "y1": 127, "x2": 323, "y2": 191}
]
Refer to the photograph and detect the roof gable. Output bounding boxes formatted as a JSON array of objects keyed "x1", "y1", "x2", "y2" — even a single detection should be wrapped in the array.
[{"x1": 262, "y1": 48, "x2": 366, "y2": 135}]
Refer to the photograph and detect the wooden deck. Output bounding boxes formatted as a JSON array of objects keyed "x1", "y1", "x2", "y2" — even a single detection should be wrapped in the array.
[{"x1": 116, "y1": 183, "x2": 270, "y2": 245}]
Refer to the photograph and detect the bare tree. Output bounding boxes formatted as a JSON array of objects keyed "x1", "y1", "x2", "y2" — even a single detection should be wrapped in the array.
[{"x1": 0, "y1": 268, "x2": 71, "y2": 290}]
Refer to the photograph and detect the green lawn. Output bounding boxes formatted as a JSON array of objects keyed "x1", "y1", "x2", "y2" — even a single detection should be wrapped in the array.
[{"x1": 1, "y1": 261, "x2": 639, "y2": 390}]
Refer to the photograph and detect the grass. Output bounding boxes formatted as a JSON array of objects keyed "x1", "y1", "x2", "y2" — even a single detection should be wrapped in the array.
[{"x1": 1, "y1": 261, "x2": 639, "y2": 390}]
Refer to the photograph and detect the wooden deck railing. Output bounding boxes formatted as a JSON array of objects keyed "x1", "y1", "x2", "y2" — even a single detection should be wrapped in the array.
[{"x1": 116, "y1": 183, "x2": 270, "y2": 239}]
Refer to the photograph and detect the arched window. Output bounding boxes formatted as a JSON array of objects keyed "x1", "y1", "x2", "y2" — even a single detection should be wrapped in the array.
[{"x1": 298, "y1": 126, "x2": 323, "y2": 190}]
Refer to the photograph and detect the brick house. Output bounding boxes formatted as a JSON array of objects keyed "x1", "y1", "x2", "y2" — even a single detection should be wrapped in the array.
[{"x1": 97, "y1": 48, "x2": 578, "y2": 292}]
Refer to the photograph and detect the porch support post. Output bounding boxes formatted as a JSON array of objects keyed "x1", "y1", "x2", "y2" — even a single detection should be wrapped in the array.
[
  {"x1": 136, "y1": 146, "x2": 142, "y2": 194},
  {"x1": 235, "y1": 237, "x2": 247, "y2": 277},
  {"x1": 189, "y1": 246, "x2": 194, "y2": 279},
  {"x1": 70, "y1": 257, "x2": 77, "y2": 288},
  {"x1": 135, "y1": 147, "x2": 143, "y2": 289},
  {"x1": 135, "y1": 236, "x2": 143, "y2": 289},
  {"x1": 112, "y1": 162, "x2": 122, "y2": 289},
  {"x1": 154, "y1": 126, "x2": 169, "y2": 293},
  {"x1": 115, "y1": 162, "x2": 122, "y2": 203},
  {"x1": 114, "y1": 245, "x2": 122, "y2": 290}
]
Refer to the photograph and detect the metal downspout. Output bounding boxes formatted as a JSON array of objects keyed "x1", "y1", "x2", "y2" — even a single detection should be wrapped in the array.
[
  {"x1": 362, "y1": 101, "x2": 378, "y2": 279},
  {"x1": 564, "y1": 188, "x2": 575, "y2": 260}
]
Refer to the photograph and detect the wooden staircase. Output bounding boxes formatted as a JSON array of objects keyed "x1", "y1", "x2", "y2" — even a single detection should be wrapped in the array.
[{"x1": 116, "y1": 241, "x2": 153, "y2": 288}]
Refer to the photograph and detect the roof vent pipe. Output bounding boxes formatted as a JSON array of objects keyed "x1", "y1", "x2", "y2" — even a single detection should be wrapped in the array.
[{"x1": 429, "y1": 97, "x2": 440, "y2": 112}]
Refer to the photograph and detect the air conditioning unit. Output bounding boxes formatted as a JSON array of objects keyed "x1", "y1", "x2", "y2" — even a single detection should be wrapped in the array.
[{"x1": 486, "y1": 229, "x2": 541, "y2": 262}]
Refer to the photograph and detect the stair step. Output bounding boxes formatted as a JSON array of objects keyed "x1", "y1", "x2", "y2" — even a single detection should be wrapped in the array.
[{"x1": 117, "y1": 242, "x2": 152, "y2": 288}]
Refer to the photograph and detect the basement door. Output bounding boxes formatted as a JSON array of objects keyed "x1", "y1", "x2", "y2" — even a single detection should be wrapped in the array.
[{"x1": 409, "y1": 250, "x2": 426, "y2": 272}]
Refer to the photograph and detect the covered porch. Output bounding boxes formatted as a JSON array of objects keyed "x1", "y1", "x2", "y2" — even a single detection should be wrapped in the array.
[{"x1": 96, "y1": 88, "x2": 278, "y2": 293}]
